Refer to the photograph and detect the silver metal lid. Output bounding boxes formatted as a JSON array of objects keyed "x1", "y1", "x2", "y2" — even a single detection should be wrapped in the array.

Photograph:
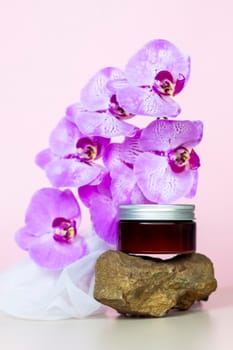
[{"x1": 118, "y1": 204, "x2": 195, "y2": 221}]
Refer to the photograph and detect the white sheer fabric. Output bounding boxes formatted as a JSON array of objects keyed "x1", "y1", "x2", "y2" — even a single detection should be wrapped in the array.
[{"x1": 0, "y1": 232, "x2": 110, "y2": 320}]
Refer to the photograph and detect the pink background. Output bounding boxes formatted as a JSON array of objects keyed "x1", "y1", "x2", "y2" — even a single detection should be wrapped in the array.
[{"x1": 0, "y1": 0, "x2": 232, "y2": 287}]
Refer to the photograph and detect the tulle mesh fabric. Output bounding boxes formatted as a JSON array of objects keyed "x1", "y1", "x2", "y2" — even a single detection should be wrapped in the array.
[{"x1": 0, "y1": 231, "x2": 110, "y2": 320}]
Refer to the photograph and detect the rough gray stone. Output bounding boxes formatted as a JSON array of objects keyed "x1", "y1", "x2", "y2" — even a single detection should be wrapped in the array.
[{"x1": 94, "y1": 250, "x2": 217, "y2": 317}]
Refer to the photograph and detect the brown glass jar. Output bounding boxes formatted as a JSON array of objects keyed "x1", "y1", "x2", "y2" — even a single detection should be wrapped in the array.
[{"x1": 117, "y1": 204, "x2": 196, "y2": 254}]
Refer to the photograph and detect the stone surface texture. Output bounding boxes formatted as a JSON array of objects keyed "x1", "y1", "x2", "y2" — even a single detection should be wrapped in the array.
[{"x1": 94, "y1": 250, "x2": 217, "y2": 317}]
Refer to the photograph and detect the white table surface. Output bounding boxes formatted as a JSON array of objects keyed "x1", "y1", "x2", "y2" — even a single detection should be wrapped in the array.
[{"x1": 0, "y1": 286, "x2": 232, "y2": 350}]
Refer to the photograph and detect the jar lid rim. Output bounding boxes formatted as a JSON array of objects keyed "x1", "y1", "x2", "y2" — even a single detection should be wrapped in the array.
[
  {"x1": 119, "y1": 204, "x2": 195, "y2": 210},
  {"x1": 118, "y1": 204, "x2": 195, "y2": 220}
]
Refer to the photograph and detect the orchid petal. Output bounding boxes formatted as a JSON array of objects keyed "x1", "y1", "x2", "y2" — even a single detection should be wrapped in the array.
[
  {"x1": 189, "y1": 149, "x2": 201, "y2": 170},
  {"x1": 95, "y1": 173, "x2": 112, "y2": 197},
  {"x1": 45, "y1": 158, "x2": 105, "y2": 188},
  {"x1": 66, "y1": 103, "x2": 86, "y2": 122},
  {"x1": 125, "y1": 39, "x2": 190, "y2": 88},
  {"x1": 134, "y1": 153, "x2": 193, "y2": 203},
  {"x1": 78, "y1": 174, "x2": 112, "y2": 208},
  {"x1": 106, "y1": 78, "x2": 129, "y2": 93},
  {"x1": 35, "y1": 149, "x2": 53, "y2": 169},
  {"x1": 49, "y1": 118, "x2": 82, "y2": 156},
  {"x1": 78, "y1": 185, "x2": 99, "y2": 208},
  {"x1": 116, "y1": 86, "x2": 181, "y2": 117},
  {"x1": 130, "y1": 184, "x2": 153, "y2": 204},
  {"x1": 103, "y1": 143, "x2": 125, "y2": 171},
  {"x1": 186, "y1": 170, "x2": 198, "y2": 198},
  {"x1": 140, "y1": 120, "x2": 203, "y2": 152},
  {"x1": 121, "y1": 131, "x2": 143, "y2": 164},
  {"x1": 28, "y1": 234, "x2": 87, "y2": 270},
  {"x1": 25, "y1": 188, "x2": 63, "y2": 233},
  {"x1": 86, "y1": 167, "x2": 109, "y2": 186},
  {"x1": 56, "y1": 189, "x2": 81, "y2": 226},
  {"x1": 71, "y1": 110, "x2": 137, "y2": 138},
  {"x1": 110, "y1": 166, "x2": 137, "y2": 206},
  {"x1": 103, "y1": 132, "x2": 142, "y2": 171},
  {"x1": 80, "y1": 67, "x2": 125, "y2": 111},
  {"x1": 174, "y1": 74, "x2": 186, "y2": 95},
  {"x1": 89, "y1": 193, "x2": 117, "y2": 244},
  {"x1": 15, "y1": 227, "x2": 36, "y2": 250}
]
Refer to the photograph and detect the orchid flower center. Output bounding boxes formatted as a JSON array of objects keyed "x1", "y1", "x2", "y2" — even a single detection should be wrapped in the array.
[
  {"x1": 153, "y1": 70, "x2": 175, "y2": 96},
  {"x1": 109, "y1": 94, "x2": 134, "y2": 119},
  {"x1": 76, "y1": 137, "x2": 98, "y2": 161},
  {"x1": 52, "y1": 217, "x2": 77, "y2": 243},
  {"x1": 168, "y1": 147, "x2": 190, "y2": 173},
  {"x1": 152, "y1": 71, "x2": 186, "y2": 96},
  {"x1": 168, "y1": 147, "x2": 200, "y2": 173}
]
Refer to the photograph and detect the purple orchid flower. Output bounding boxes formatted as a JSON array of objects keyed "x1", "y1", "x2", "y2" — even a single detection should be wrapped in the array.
[
  {"x1": 15, "y1": 188, "x2": 87, "y2": 269},
  {"x1": 114, "y1": 39, "x2": 190, "y2": 117},
  {"x1": 79, "y1": 164, "x2": 150, "y2": 245},
  {"x1": 78, "y1": 174, "x2": 118, "y2": 244},
  {"x1": 66, "y1": 67, "x2": 138, "y2": 138},
  {"x1": 35, "y1": 117, "x2": 109, "y2": 188},
  {"x1": 134, "y1": 119, "x2": 203, "y2": 203}
]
